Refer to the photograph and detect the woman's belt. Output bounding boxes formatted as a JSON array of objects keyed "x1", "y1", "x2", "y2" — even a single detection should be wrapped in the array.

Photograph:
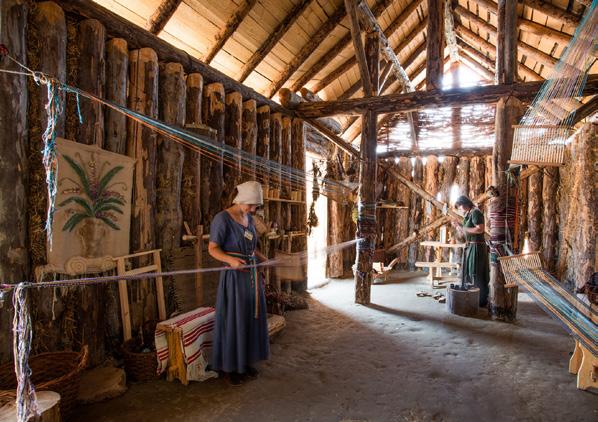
[
  {"x1": 226, "y1": 252, "x2": 260, "y2": 319},
  {"x1": 466, "y1": 240, "x2": 486, "y2": 245}
]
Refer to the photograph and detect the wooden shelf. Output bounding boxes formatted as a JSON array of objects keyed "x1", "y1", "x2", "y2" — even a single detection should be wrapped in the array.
[{"x1": 264, "y1": 197, "x2": 306, "y2": 204}]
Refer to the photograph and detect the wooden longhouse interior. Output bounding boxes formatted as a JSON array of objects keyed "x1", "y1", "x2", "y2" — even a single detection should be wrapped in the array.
[{"x1": 0, "y1": 0, "x2": 597, "y2": 420}]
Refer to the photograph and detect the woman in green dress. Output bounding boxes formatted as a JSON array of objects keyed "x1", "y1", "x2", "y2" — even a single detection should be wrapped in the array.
[{"x1": 451, "y1": 195, "x2": 490, "y2": 307}]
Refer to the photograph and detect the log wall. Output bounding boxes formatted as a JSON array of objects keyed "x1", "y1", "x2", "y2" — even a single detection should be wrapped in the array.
[{"x1": 0, "y1": 1, "x2": 308, "y2": 365}]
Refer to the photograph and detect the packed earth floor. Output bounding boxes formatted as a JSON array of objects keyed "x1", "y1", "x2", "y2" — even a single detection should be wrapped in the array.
[{"x1": 75, "y1": 272, "x2": 597, "y2": 422}]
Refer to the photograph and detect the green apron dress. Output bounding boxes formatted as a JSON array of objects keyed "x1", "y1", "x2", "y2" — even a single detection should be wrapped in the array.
[{"x1": 463, "y1": 208, "x2": 490, "y2": 307}]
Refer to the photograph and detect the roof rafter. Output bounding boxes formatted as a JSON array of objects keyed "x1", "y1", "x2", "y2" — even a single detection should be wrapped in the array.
[
  {"x1": 290, "y1": 0, "x2": 396, "y2": 93},
  {"x1": 477, "y1": 0, "x2": 581, "y2": 27},
  {"x1": 455, "y1": 25, "x2": 542, "y2": 81},
  {"x1": 146, "y1": 0, "x2": 183, "y2": 35},
  {"x1": 311, "y1": 0, "x2": 424, "y2": 93},
  {"x1": 237, "y1": 0, "x2": 314, "y2": 83},
  {"x1": 266, "y1": 3, "x2": 347, "y2": 98},
  {"x1": 455, "y1": 5, "x2": 557, "y2": 67},
  {"x1": 204, "y1": 0, "x2": 258, "y2": 64}
]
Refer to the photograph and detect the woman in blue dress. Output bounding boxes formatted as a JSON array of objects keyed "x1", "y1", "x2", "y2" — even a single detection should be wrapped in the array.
[{"x1": 208, "y1": 181, "x2": 270, "y2": 386}]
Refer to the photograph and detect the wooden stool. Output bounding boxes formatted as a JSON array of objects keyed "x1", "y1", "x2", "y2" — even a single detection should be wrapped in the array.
[{"x1": 569, "y1": 340, "x2": 598, "y2": 390}]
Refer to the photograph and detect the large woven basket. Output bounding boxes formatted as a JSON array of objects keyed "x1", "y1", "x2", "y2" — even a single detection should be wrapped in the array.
[
  {"x1": 0, "y1": 345, "x2": 88, "y2": 417},
  {"x1": 122, "y1": 340, "x2": 159, "y2": 382}
]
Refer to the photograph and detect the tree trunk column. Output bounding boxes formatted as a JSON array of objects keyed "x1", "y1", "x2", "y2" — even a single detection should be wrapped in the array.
[
  {"x1": 489, "y1": 0, "x2": 521, "y2": 321},
  {"x1": 354, "y1": 31, "x2": 380, "y2": 305}
]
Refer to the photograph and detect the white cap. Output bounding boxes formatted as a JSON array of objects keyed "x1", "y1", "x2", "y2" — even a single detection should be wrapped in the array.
[{"x1": 233, "y1": 181, "x2": 263, "y2": 205}]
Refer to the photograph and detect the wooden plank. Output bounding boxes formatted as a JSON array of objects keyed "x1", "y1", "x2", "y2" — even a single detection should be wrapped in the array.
[
  {"x1": 116, "y1": 259, "x2": 132, "y2": 341},
  {"x1": 153, "y1": 250, "x2": 167, "y2": 321},
  {"x1": 312, "y1": 0, "x2": 422, "y2": 93},
  {"x1": 238, "y1": 0, "x2": 314, "y2": 82},
  {"x1": 268, "y1": 2, "x2": 347, "y2": 97},
  {"x1": 55, "y1": 0, "x2": 291, "y2": 115},
  {"x1": 146, "y1": 0, "x2": 183, "y2": 34},
  {"x1": 204, "y1": 0, "x2": 258, "y2": 63},
  {"x1": 124, "y1": 265, "x2": 159, "y2": 276}
]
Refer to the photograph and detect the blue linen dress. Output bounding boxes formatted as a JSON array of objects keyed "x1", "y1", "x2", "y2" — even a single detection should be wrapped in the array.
[{"x1": 210, "y1": 210, "x2": 270, "y2": 374}]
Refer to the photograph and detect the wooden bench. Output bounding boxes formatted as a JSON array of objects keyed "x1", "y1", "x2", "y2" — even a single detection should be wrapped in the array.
[{"x1": 418, "y1": 240, "x2": 465, "y2": 288}]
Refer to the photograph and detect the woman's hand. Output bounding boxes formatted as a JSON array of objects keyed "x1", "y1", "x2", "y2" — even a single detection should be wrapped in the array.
[{"x1": 227, "y1": 257, "x2": 246, "y2": 269}]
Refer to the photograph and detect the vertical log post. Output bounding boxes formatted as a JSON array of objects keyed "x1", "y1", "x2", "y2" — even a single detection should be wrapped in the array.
[
  {"x1": 454, "y1": 157, "x2": 469, "y2": 265},
  {"x1": 182, "y1": 73, "x2": 203, "y2": 229},
  {"x1": 202, "y1": 83, "x2": 225, "y2": 228},
  {"x1": 527, "y1": 168, "x2": 543, "y2": 253},
  {"x1": 468, "y1": 157, "x2": 485, "y2": 200},
  {"x1": 0, "y1": 0, "x2": 29, "y2": 363},
  {"x1": 157, "y1": 63, "x2": 186, "y2": 276},
  {"x1": 423, "y1": 155, "x2": 439, "y2": 262},
  {"x1": 408, "y1": 157, "x2": 424, "y2": 269},
  {"x1": 269, "y1": 113, "x2": 283, "y2": 229},
  {"x1": 242, "y1": 100, "x2": 258, "y2": 181},
  {"x1": 76, "y1": 16, "x2": 107, "y2": 364},
  {"x1": 256, "y1": 105, "x2": 270, "y2": 221},
  {"x1": 440, "y1": 156, "x2": 458, "y2": 261},
  {"x1": 489, "y1": 0, "x2": 521, "y2": 321},
  {"x1": 184, "y1": 73, "x2": 204, "y2": 306},
  {"x1": 105, "y1": 38, "x2": 128, "y2": 154},
  {"x1": 224, "y1": 92, "x2": 242, "y2": 205},
  {"x1": 127, "y1": 48, "x2": 159, "y2": 331},
  {"x1": 542, "y1": 167, "x2": 558, "y2": 272},
  {"x1": 281, "y1": 116, "x2": 292, "y2": 230},
  {"x1": 354, "y1": 31, "x2": 380, "y2": 305},
  {"x1": 291, "y1": 118, "x2": 307, "y2": 290},
  {"x1": 327, "y1": 146, "x2": 344, "y2": 278},
  {"x1": 77, "y1": 19, "x2": 105, "y2": 146},
  {"x1": 27, "y1": 1, "x2": 66, "y2": 267},
  {"x1": 396, "y1": 158, "x2": 412, "y2": 267},
  {"x1": 426, "y1": 0, "x2": 445, "y2": 90}
]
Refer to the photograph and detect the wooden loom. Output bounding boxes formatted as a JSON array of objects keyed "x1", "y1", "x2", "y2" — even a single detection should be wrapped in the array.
[{"x1": 498, "y1": 253, "x2": 597, "y2": 390}]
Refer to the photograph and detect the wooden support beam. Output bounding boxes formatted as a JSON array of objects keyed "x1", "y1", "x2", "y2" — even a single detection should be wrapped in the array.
[
  {"x1": 147, "y1": 0, "x2": 182, "y2": 34},
  {"x1": 279, "y1": 88, "x2": 342, "y2": 133},
  {"x1": 241, "y1": 99, "x2": 258, "y2": 180},
  {"x1": 455, "y1": 7, "x2": 558, "y2": 67},
  {"x1": 354, "y1": 30, "x2": 381, "y2": 305},
  {"x1": 345, "y1": 0, "x2": 373, "y2": 96},
  {"x1": 521, "y1": 0, "x2": 581, "y2": 26},
  {"x1": 568, "y1": 95, "x2": 598, "y2": 125},
  {"x1": 268, "y1": 3, "x2": 347, "y2": 98},
  {"x1": 356, "y1": 1, "x2": 414, "y2": 91},
  {"x1": 426, "y1": 0, "x2": 445, "y2": 90},
  {"x1": 455, "y1": 25, "x2": 542, "y2": 81},
  {"x1": 204, "y1": 0, "x2": 258, "y2": 64},
  {"x1": 291, "y1": 74, "x2": 598, "y2": 117},
  {"x1": 291, "y1": 0, "x2": 396, "y2": 92},
  {"x1": 55, "y1": 0, "x2": 290, "y2": 115},
  {"x1": 472, "y1": 0, "x2": 579, "y2": 35},
  {"x1": 377, "y1": 146, "x2": 493, "y2": 158},
  {"x1": 238, "y1": 0, "x2": 313, "y2": 83},
  {"x1": 312, "y1": 0, "x2": 423, "y2": 93},
  {"x1": 457, "y1": 42, "x2": 495, "y2": 80},
  {"x1": 444, "y1": 0, "x2": 459, "y2": 63},
  {"x1": 490, "y1": 0, "x2": 521, "y2": 321}
]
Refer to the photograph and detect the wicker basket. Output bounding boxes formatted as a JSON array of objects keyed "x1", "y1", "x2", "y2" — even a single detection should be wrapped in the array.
[
  {"x1": 0, "y1": 345, "x2": 88, "y2": 417},
  {"x1": 122, "y1": 340, "x2": 159, "y2": 382}
]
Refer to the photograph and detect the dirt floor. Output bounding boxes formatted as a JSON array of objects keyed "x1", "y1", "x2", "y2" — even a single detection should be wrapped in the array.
[{"x1": 74, "y1": 272, "x2": 597, "y2": 421}]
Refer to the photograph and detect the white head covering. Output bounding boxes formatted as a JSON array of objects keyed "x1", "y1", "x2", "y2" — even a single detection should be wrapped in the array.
[{"x1": 233, "y1": 181, "x2": 263, "y2": 205}]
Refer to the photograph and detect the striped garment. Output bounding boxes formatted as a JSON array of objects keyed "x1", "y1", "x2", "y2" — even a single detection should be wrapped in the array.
[{"x1": 155, "y1": 307, "x2": 218, "y2": 382}]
